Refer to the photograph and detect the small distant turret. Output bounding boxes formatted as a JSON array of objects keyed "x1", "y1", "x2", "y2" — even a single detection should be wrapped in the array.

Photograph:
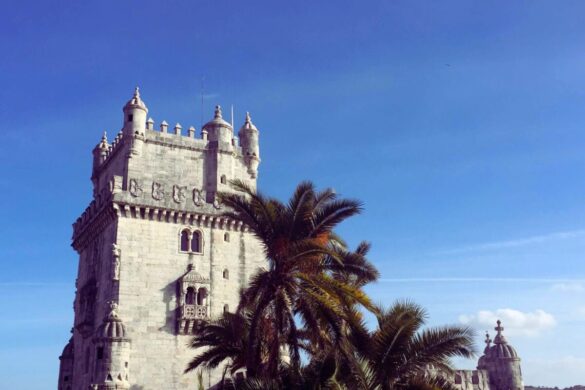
[
  {"x1": 122, "y1": 87, "x2": 148, "y2": 137},
  {"x1": 477, "y1": 320, "x2": 523, "y2": 390},
  {"x1": 92, "y1": 132, "x2": 109, "y2": 168},
  {"x1": 57, "y1": 337, "x2": 74, "y2": 390},
  {"x1": 91, "y1": 302, "x2": 131, "y2": 390},
  {"x1": 239, "y1": 112, "x2": 260, "y2": 178},
  {"x1": 203, "y1": 105, "x2": 233, "y2": 149}
]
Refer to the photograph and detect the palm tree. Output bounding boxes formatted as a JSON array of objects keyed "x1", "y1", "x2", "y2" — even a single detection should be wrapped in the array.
[
  {"x1": 184, "y1": 310, "x2": 250, "y2": 381},
  {"x1": 219, "y1": 180, "x2": 379, "y2": 377},
  {"x1": 353, "y1": 301, "x2": 476, "y2": 390}
]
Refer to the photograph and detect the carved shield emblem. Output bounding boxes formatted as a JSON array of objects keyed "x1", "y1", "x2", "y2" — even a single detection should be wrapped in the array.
[
  {"x1": 193, "y1": 188, "x2": 204, "y2": 206},
  {"x1": 129, "y1": 179, "x2": 143, "y2": 197},
  {"x1": 173, "y1": 185, "x2": 187, "y2": 203},
  {"x1": 152, "y1": 182, "x2": 165, "y2": 200}
]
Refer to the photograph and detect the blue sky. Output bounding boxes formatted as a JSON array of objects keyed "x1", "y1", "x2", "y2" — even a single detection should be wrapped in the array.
[{"x1": 1, "y1": 0, "x2": 585, "y2": 388}]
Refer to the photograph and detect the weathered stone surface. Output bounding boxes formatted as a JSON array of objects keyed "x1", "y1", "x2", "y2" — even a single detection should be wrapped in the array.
[{"x1": 59, "y1": 90, "x2": 264, "y2": 390}]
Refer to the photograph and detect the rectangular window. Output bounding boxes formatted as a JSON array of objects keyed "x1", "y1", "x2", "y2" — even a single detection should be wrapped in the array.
[
  {"x1": 128, "y1": 114, "x2": 133, "y2": 122},
  {"x1": 97, "y1": 347, "x2": 104, "y2": 360}
]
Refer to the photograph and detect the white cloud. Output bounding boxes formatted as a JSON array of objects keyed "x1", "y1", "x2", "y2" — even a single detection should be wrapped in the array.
[
  {"x1": 459, "y1": 308, "x2": 556, "y2": 337},
  {"x1": 434, "y1": 229, "x2": 585, "y2": 255},
  {"x1": 550, "y1": 282, "x2": 584, "y2": 293}
]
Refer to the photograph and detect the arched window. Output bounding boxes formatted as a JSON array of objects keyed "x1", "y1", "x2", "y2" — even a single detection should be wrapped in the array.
[
  {"x1": 223, "y1": 269, "x2": 229, "y2": 279},
  {"x1": 472, "y1": 373, "x2": 479, "y2": 385},
  {"x1": 180, "y1": 229, "x2": 190, "y2": 252},
  {"x1": 454, "y1": 374, "x2": 462, "y2": 384},
  {"x1": 197, "y1": 288, "x2": 207, "y2": 305},
  {"x1": 220, "y1": 175, "x2": 227, "y2": 184},
  {"x1": 223, "y1": 304, "x2": 229, "y2": 314},
  {"x1": 224, "y1": 232, "x2": 230, "y2": 242},
  {"x1": 191, "y1": 231, "x2": 201, "y2": 252},
  {"x1": 185, "y1": 287, "x2": 196, "y2": 305}
]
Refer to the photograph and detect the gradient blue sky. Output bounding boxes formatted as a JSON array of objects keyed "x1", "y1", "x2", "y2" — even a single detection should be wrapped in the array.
[{"x1": 1, "y1": 1, "x2": 585, "y2": 388}]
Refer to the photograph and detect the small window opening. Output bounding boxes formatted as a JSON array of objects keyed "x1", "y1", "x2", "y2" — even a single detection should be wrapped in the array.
[
  {"x1": 455, "y1": 374, "x2": 462, "y2": 384},
  {"x1": 96, "y1": 347, "x2": 104, "y2": 360},
  {"x1": 224, "y1": 232, "x2": 230, "y2": 242},
  {"x1": 223, "y1": 304, "x2": 229, "y2": 313},
  {"x1": 185, "y1": 287, "x2": 196, "y2": 305},
  {"x1": 128, "y1": 114, "x2": 133, "y2": 122},
  {"x1": 180, "y1": 229, "x2": 189, "y2": 252},
  {"x1": 223, "y1": 269, "x2": 229, "y2": 279},
  {"x1": 472, "y1": 374, "x2": 479, "y2": 385},
  {"x1": 64, "y1": 376, "x2": 69, "y2": 382},
  {"x1": 197, "y1": 288, "x2": 207, "y2": 305},
  {"x1": 191, "y1": 231, "x2": 201, "y2": 252},
  {"x1": 220, "y1": 175, "x2": 227, "y2": 184},
  {"x1": 107, "y1": 374, "x2": 113, "y2": 381},
  {"x1": 125, "y1": 362, "x2": 128, "y2": 368}
]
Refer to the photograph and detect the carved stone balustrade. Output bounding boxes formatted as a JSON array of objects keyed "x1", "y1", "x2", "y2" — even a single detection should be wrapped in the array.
[{"x1": 181, "y1": 304, "x2": 208, "y2": 320}]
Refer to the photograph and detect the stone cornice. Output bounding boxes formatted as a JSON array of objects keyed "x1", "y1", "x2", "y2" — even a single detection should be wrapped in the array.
[{"x1": 72, "y1": 198, "x2": 246, "y2": 252}]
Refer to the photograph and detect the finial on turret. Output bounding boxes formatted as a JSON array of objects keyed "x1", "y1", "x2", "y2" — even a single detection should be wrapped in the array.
[
  {"x1": 134, "y1": 86, "x2": 140, "y2": 98},
  {"x1": 245, "y1": 111, "x2": 252, "y2": 124},
  {"x1": 494, "y1": 319, "x2": 507, "y2": 344},
  {"x1": 99, "y1": 131, "x2": 109, "y2": 149},
  {"x1": 106, "y1": 301, "x2": 120, "y2": 320},
  {"x1": 214, "y1": 105, "x2": 223, "y2": 119}
]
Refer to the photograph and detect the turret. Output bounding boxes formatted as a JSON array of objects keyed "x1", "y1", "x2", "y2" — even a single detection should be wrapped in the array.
[
  {"x1": 91, "y1": 302, "x2": 131, "y2": 390},
  {"x1": 92, "y1": 132, "x2": 109, "y2": 171},
  {"x1": 91, "y1": 132, "x2": 110, "y2": 195},
  {"x1": 238, "y1": 112, "x2": 260, "y2": 178},
  {"x1": 203, "y1": 105, "x2": 233, "y2": 150},
  {"x1": 57, "y1": 337, "x2": 74, "y2": 390},
  {"x1": 122, "y1": 87, "x2": 148, "y2": 137},
  {"x1": 477, "y1": 320, "x2": 523, "y2": 390}
]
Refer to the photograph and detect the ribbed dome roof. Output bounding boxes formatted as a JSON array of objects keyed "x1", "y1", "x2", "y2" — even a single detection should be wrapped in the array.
[
  {"x1": 203, "y1": 105, "x2": 231, "y2": 129},
  {"x1": 123, "y1": 87, "x2": 148, "y2": 112},
  {"x1": 60, "y1": 337, "x2": 74, "y2": 359},
  {"x1": 95, "y1": 302, "x2": 130, "y2": 341},
  {"x1": 486, "y1": 342, "x2": 519, "y2": 359},
  {"x1": 481, "y1": 320, "x2": 519, "y2": 361},
  {"x1": 182, "y1": 264, "x2": 209, "y2": 284}
]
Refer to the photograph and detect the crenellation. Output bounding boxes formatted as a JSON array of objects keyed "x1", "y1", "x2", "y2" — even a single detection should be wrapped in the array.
[{"x1": 160, "y1": 120, "x2": 168, "y2": 133}]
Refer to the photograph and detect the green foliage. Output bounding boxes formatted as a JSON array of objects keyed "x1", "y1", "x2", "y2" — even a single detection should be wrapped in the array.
[{"x1": 186, "y1": 181, "x2": 476, "y2": 390}]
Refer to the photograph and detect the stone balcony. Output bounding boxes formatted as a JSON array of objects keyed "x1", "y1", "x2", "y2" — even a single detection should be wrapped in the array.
[
  {"x1": 180, "y1": 304, "x2": 208, "y2": 320},
  {"x1": 178, "y1": 304, "x2": 209, "y2": 335}
]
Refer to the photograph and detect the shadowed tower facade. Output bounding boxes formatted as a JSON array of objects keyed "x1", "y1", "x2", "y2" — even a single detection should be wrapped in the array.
[{"x1": 58, "y1": 89, "x2": 265, "y2": 389}]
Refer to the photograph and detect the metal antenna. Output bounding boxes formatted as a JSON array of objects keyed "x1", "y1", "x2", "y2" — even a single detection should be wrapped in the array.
[
  {"x1": 200, "y1": 77, "x2": 205, "y2": 129},
  {"x1": 231, "y1": 104, "x2": 234, "y2": 129}
]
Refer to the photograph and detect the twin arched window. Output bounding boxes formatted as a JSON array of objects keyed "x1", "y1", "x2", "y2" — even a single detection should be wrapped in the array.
[
  {"x1": 180, "y1": 229, "x2": 202, "y2": 253},
  {"x1": 185, "y1": 286, "x2": 208, "y2": 306}
]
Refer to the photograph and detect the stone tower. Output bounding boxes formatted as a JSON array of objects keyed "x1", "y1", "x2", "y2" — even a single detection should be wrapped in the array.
[
  {"x1": 477, "y1": 320, "x2": 524, "y2": 390},
  {"x1": 58, "y1": 89, "x2": 266, "y2": 389}
]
